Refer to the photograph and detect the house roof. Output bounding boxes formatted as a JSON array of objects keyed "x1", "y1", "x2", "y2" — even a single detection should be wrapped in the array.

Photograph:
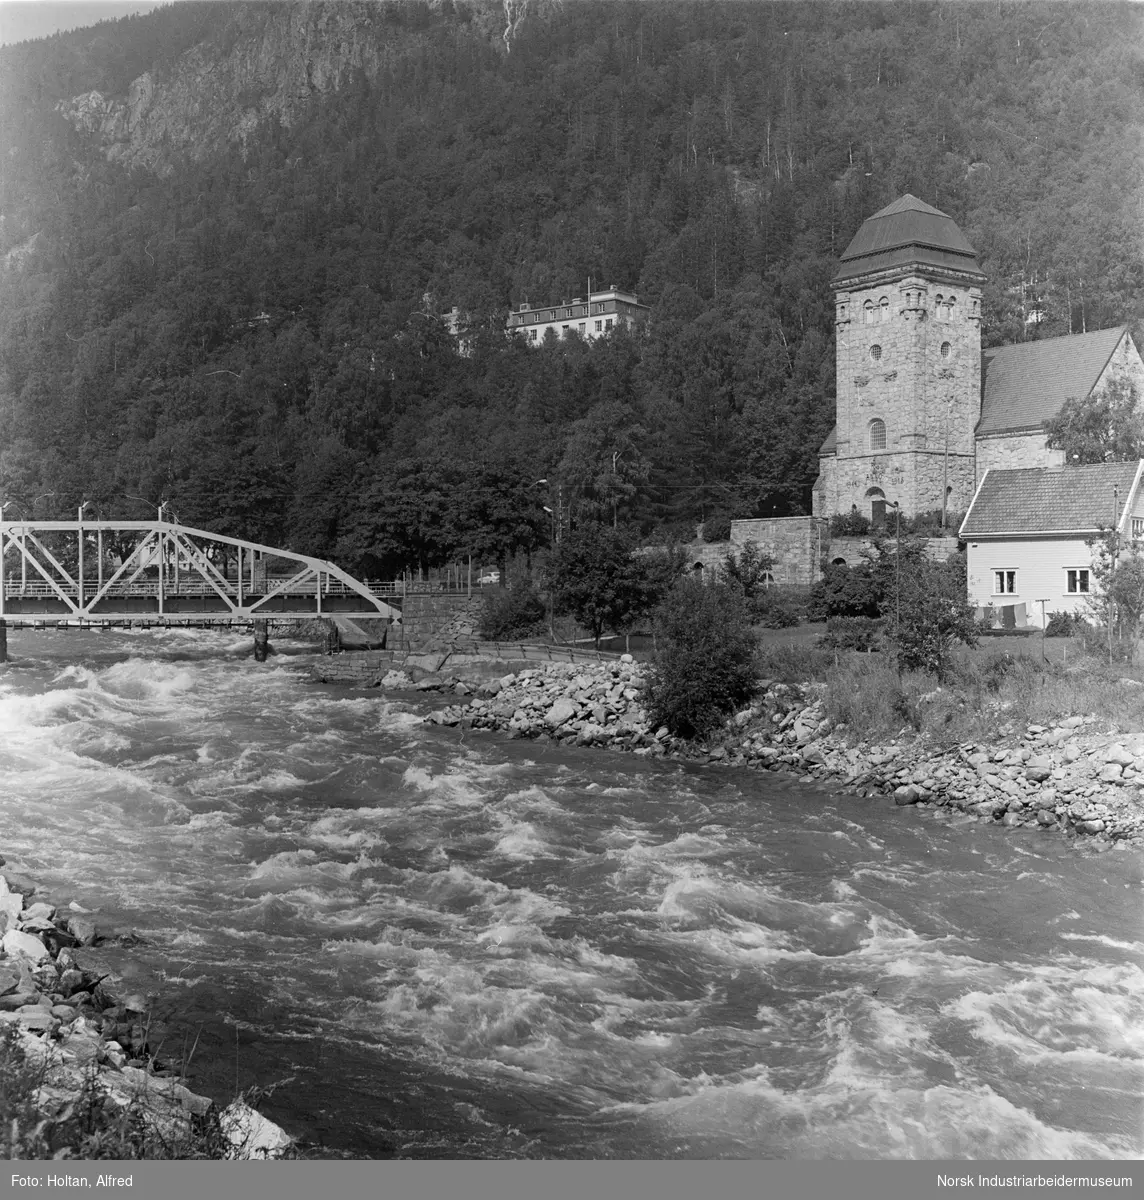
[
  {"x1": 819, "y1": 427, "x2": 837, "y2": 456},
  {"x1": 960, "y1": 460, "x2": 1144, "y2": 538},
  {"x1": 977, "y1": 325, "x2": 1129, "y2": 437},
  {"x1": 834, "y1": 194, "x2": 985, "y2": 286}
]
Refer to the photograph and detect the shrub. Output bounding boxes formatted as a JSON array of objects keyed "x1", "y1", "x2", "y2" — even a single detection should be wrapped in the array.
[
  {"x1": 755, "y1": 643, "x2": 836, "y2": 684},
  {"x1": 701, "y1": 513, "x2": 733, "y2": 543},
  {"x1": 808, "y1": 560, "x2": 881, "y2": 619},
  {"x1": 829, "y1": 511, "x2": 871, "y2": 538},
  {"x1": 821, "y1": 616, "x2": 884, "y2": 651},
  {"x1": 644, "y1": 578, "x2": 758, "y2": 739},
  {"x1": 885, "y1": 552, "x2": 978, "y2": 682},
  {"x1": 1045, "y1": 610, "x2": 1080, "y2": 637},
  {"x1": 479, "y1": 586, "x2": 547, "y2": 639},
  {"x1": 754, "y1": 588, "x2": 804, "y2": 628}
]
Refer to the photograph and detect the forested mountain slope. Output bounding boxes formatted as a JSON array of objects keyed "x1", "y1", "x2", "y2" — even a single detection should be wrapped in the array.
[{"x1": 1, "y1": 0, "x2": 1141, "y2": 573}]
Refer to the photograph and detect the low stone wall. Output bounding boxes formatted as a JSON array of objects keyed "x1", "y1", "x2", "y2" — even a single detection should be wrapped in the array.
[{"x1": 731, "y1": 516, "x2": 824, "y2": 586}]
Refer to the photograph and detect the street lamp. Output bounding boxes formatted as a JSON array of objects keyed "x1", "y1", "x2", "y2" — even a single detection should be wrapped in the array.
[{"x1": 886, "y1": 500, "x2": 902, "y2": 636}]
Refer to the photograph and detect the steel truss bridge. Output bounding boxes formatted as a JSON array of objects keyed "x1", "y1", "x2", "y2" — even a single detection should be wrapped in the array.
[{"x1": 0, "y1": 519, "x2": 401, "y2": 625}]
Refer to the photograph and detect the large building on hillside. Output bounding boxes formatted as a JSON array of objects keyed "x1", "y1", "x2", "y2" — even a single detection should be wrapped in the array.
[
  {"x1": 506, "y1": 287, "x2": 650, "y2": 344},
  {"x1": 812, "y1": 195, "x2": 1144, "y2": 524}
]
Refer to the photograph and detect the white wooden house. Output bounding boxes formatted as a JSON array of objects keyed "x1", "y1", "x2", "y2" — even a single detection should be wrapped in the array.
[{"x1": 959, "y1": 461, "x2": 1144, "y2": 628}]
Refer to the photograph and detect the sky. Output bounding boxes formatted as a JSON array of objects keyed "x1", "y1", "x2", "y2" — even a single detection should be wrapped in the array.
[{"x1": 0, "y1": 1, "x2": 164, "y2": 46}]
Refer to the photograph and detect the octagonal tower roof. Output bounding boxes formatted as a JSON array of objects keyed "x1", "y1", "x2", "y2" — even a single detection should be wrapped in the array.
[{"x1": 834, "y1": 194, "x2": 985, "y2": 287}]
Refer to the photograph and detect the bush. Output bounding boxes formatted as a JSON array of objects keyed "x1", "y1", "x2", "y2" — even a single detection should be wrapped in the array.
[
  {"x1": 821, "y1": 616, "x2": 884, "y2": 651},
  {"x1": 754, "y1": 588, "x2": 804, "y2": 628},
  {"x1": 1045, "y1": 610, "x2": 1082, "y2": 637},
  {"x1": 479, "y1": 586, "x2": 547, "y2": 639},
  {"x1": 644, "y1": 578, "x2": 758, "y2": 739},
  {"x1": 808, "y1": 560, "x2": 881, "y2": 619},
  {"x1": 829, "y1": 511, "x2": 871, "y2": 537},
  {"x1": 701, "y1": 513, "x2": 733, "y2": 543}
]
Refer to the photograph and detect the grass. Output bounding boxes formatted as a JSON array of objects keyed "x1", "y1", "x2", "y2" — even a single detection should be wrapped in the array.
[{"x1": 752, "y1": 625, "x2": 1144, "y2": 745}]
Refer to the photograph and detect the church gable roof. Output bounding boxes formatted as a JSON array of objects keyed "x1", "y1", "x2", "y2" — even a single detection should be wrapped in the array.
[
  {"x1": 834, "y1": 194, "x2": 985, "y2": 285},
  {"x1": 977, "y1": 325, "x2": 1129, "y2": 437},
  {"x1": 960, "y1": 460, "x2": 1143, "y2": 537}
]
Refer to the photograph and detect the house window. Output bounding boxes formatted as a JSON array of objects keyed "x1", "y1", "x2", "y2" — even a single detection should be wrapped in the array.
[
  {"x1": 1133, "y1": 517, "x2": 1144, "y2": 540},
  {"x1": 994, "y1": 570, "x2": 1017, "y2": 595},
  {"x1": 870, "y1": 344, "x2": 882, "y2": 361},
  {"x1": 1067, "y1": 569, "x2": 1090, "y2": 594},
  {"x1": 528, "y1": 329, "x2": 537, "y2": 341},
  {"x1": 579, "y1": 322, "x2": 586, "y2": 334},
  {"x1": 605, "y1": 318, "x2": 613, "y2": 330},
  {"x1": 869, "y1": 418, "x2": 887, "y2": 451},
  {"x1": 594, "y1": 320, "x2": 603, "y2": 332}
]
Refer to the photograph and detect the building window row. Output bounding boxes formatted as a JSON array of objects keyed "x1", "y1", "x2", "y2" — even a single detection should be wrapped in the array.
[
  {"x1": 991, "y1": 568, "x2": 1091, "y2": 596},
  {"x1": 864, "y1": 297, "x2": 891, "y2": 325}
]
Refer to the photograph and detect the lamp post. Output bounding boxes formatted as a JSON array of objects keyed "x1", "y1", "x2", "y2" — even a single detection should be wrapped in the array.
[
  {"x1": 887, "y1": 501, "x2": 902, "y2": 635},
  {"x1": 77, "y1": 500, "x2": 95, "y2": 612}
]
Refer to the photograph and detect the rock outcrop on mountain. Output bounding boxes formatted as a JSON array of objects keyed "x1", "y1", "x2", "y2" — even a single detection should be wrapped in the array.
[{"x1": 53, "y1": 0, "x2": 507, "y2": 174}]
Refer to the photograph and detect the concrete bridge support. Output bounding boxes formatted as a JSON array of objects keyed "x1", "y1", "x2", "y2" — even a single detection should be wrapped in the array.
[
  {"x1": 253, "y1": 620, "x2": 270, "y2": 662},
  {"x1": 0, "y1": 619, "x2": 6, "y2": 664}
]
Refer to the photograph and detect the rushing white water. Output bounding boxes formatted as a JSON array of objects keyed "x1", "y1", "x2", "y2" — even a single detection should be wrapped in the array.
[{"x1": 0, "y1": 626, "x2": 1141, "y2": 1159}]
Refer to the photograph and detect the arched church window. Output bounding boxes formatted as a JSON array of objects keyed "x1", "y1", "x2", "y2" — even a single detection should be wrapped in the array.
[
  {"x1": 946, "y1": 296, "x2": 956, "y2": 321},
  {"x1": 934, "y1": 294, "x2": 945, "y2": 320},
  {"x1": 864, "y1": 300, "x2": 875, "y2": 325},
  {"x1": 869, "y1": 419, "x2": 887, "y2": 451},
  {"x1": 879, "y1": 297, "x2": 890, "y2": 322}
]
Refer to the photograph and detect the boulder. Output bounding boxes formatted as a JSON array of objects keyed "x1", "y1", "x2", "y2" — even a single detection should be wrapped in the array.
[
  {"x1": 1098, "y1": 763, "x2": 1124, "y2": 784},
  {"x1": 66, "y1": 916, "x2": 98, "y2": 946},
  {"x1": 2, "y1": 929, "x2": 49, "y2": 963},
  {"x1": 219, "y1": 1100, "x2": 295, "y2": 1159},
  {"x1": 1036, "y1": 809, "x2": 1058, "y2": 826},
  {"x1": 545, "y1": 698, "x2": 579, "y2": 729},
  {"x1": 894, "y1": 784, "x2": 920, "y2": 805}
]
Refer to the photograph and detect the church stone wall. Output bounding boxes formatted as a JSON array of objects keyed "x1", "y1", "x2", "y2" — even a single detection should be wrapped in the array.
[
  {"x1": 975, "y1": 434, "x2": 1065, "y2": 483},
  {"x1": 828, "y1": 268, "x2": 982, "y2": 520}
]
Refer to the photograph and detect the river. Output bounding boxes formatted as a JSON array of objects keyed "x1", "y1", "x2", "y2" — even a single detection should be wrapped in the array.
[{"x1": 0, "y1": 626, "x2": 1140, "y2": 1159}]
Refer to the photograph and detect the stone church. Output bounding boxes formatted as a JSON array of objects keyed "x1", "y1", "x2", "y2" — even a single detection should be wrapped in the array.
[{"x1": 812, "y1": 195, "x2": 1144, "y2": 525}]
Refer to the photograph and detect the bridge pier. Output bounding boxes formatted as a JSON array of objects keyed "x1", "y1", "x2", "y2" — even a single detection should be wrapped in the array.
[
  {"x1": 0, "y1": 619, "x2": 7, "y2": 664},
  {"x1": 253, "y1": 620, "x2": 270, "y2": 662}
]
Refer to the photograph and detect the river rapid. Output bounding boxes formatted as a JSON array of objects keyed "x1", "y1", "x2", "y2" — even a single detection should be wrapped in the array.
[{"x1": 0, "y1": 627, "x2": 1141, "y2": 1160}]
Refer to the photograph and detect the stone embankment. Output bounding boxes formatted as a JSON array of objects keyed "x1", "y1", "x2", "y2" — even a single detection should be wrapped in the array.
[
  {"x1": 0, "y1": 865, "x2": 292, "y2": 1158},
  {"x1": 413, "y1": 660, "x2": 1144, "y2": 844}
]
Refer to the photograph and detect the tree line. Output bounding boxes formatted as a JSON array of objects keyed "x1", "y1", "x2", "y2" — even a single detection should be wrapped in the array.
[{"x1": 0, "y1": 0, "x2": 1142, "y2": 574}]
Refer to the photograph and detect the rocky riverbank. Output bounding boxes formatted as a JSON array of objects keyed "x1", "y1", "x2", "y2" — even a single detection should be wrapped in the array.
[
  {"x1": 0, "y1": 864, "x2": 293, "y2": 1159},
  {"x1": 408, "y1": 658, "x2": 1144, "y2": 846}
]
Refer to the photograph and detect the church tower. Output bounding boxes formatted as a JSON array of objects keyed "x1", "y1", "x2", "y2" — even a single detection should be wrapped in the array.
[{"x1": 814, "y1": 195, "x2": 985, "y2": 524}]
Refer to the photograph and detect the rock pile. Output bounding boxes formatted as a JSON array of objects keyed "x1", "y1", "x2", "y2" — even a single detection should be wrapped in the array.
[
  {"x1": 0, "y1": 864, "x2": 293, "y2": 1157},
  {"x1": 425, "y1": 657, "x2": 668, "y2": 752},
  {"x1": 418, "y1": 661, "x2": 1144, "y2": 844}
]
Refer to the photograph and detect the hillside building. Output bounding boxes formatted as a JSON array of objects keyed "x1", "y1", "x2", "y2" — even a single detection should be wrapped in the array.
[
  {"x1": 507, "y1": 287, "x2": 650, "y2": 344},
  {"x1": 813, "y1": 195, "x2": 1144, "y2": 524}
]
